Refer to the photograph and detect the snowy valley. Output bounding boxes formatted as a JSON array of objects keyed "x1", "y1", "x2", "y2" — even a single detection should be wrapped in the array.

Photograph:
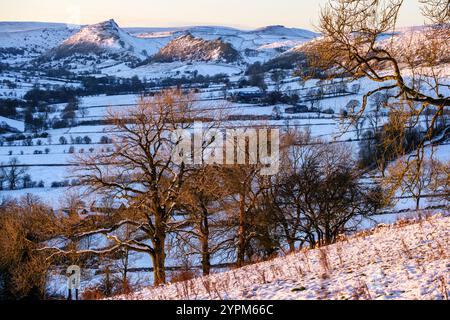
[{"x1": 0, "y1": 11, "x2": 448, "y2": 302}]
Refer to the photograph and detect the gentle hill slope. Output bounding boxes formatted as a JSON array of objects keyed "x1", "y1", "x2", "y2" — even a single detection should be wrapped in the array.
[
  {"x1": 116, "y1": 214, "x2": 450, "y2": 300},
  {"x1": 0, "y1": 22, "x2": 74, "y2": 53},
  {"x1": 248, "y1": 25, "x2": 318, "y2": 39}
]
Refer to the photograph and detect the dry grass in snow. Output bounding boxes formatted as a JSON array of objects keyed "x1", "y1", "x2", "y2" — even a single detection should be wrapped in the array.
[{"x1": 116, "y1": 214, "x2": 450, "y2": 300}]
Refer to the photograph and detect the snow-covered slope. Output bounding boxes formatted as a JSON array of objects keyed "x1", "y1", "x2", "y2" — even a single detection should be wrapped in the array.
[
  {"x1": 117, "y1": 214, "x2": 450, "y2": 300},
  {"x1": 0, "y1": 22, "x2": 75, "y2": 65},
  {"x1": 151, "y1": 33, "x2": 241, "y2": 63},
  {"x1": 272, "y1": 25, "x2": 450, "y2": 72},
  {"x1": 46, "y1": 19, "x2": 156, "y2": 60},
  {"x1": 0, "y1": 21, "x2": 72, "y2": 33},
  {"x1": 0, "y1": 116, "x2": 25, "y2": 132},
  {"x1": 288, "y1": 25, "x2": 448, "y2": 58},
  {"x1": 379, "y1": 26, "x2": 450, "y2": 64},
  {"x1": 0, "y1": 22, "x2": 74, "y2": 50},
  {"x1": 249, "y1": 25, "x2": 318, "y2": 39}
]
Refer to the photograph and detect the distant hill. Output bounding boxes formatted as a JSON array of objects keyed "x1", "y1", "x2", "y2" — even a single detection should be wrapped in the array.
[
  {"x1": 0, "y1": 22, "x2": 74, "y2": 54},
  {"x1": 150, "y1": 33, "x2": 241, "y2": 63},
  {"x1": 45, "y1": 19, "x2": 152, "y2": 60},
  {"x1": 248, "y1": 25, "x2": 318, "y2": 39}
]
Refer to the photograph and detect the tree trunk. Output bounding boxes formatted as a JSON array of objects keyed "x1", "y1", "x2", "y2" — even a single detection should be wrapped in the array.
[
  {"x1": 236, "y1": 194, "x2": 246, "y2": 268},
  {"x1": 151, "y1": 203, "x2": 168, "y2": 286},
  {"x1": 416, "y1": 196, "x2": 421, "y2": 211},
  {"x1": 200, "y1": 208, "x2": 211, "y2": 276},
  {"x1": 201, "y1": 240, "x2": 211, "y2": 276},
  {"x1": 308, "y1": 234, "x2": 316, "y2": 249},
  {"x1": 287, "y1": 238, "x2": 296, "y2": 253},
  {"x1": 152, "y1": 233, "x2": 166, "y2": 286},
  {"x1": 122, "y1": 249, "x2": 129, "y2": 293}
]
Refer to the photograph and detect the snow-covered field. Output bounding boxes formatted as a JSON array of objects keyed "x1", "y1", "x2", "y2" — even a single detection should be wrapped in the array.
[
  {"x1": 0, "y1": 80, "x2": 446, "y2": 211},
  {"x1": 117, "y1": 214, "x2": 450, "y2": 300}
]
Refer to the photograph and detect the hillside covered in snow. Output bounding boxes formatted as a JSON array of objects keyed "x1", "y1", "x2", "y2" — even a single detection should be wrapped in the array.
[
  {"x1": 118, "y1": 214, "x2": 450, "y2": 300},
  {"x1": 46, "y1": 19, "x2": 152, "y2": 60},
  {"x1": 150, "y1": 33, "x2": 241, "y2": 63}
]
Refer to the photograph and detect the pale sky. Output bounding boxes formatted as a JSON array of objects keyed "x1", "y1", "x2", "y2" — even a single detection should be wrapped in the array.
[{"x1": 0, "y1": 0, "x2": 426, "y2": 30}]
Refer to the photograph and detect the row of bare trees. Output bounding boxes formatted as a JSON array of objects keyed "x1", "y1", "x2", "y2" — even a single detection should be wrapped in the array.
[
  {"x1": 24, "y1": 90, "x2": 385, "y2": 290},
  {"x1": 3, "y1": 88, "x2": 445, "y2": 299}
]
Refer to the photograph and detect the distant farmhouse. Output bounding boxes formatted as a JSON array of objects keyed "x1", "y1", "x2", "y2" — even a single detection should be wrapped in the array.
[{"x1": 285, "y1": 105, "x2": 308, "y2": 114}]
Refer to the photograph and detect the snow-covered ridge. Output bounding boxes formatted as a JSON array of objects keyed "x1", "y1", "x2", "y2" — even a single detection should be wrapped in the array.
[
  {"x1": 0, "y1": 21, "x2": 72, "y2": 33},
  {"x1": 132, "y1": 24, "x2": 318, "y2": 62},
  {"x1": 131, "y1": 24, "x2": 317, "y2": 40},
  {"x1": 62, "y1": 19, "x2": 123, "y2": 49},
  {"x1": 46, "y1": 19, "x2": 156, "y2": 59},
  {"x1": 116, "y1": 214, "x2": 450, "y2": 300},
  {"x1": 151, "y1": 33, "x2": 241, "y2": 63},
  {"x1": 0, "y1": 20, "x2": 320, "y2": 65},
  {"x1": 249, "y1": 25, "x2": 318, "y2": 39}
]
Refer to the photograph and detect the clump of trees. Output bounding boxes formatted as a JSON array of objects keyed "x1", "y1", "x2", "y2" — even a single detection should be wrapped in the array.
[
  {"x1": 0, "y1": 197, "x2": 61, "y2": 300},
  {"x1": 0, "y1": 99, "x2": 19, "y2": 118},
  {"x1": 24, "y1": 87, "x2": 78, "y2": 106},
  {"x1": 269, "y1": 130, "x2": 385, "y2": 249}
]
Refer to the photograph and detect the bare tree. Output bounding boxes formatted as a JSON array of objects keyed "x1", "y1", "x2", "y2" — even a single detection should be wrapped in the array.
[
  {"x1": 79, "y1": 107, "x2": 89, "y2": 119},
  {"x1": 221, "y1": 165, "x2": 268, "y2": 267},
  {"x1": 385, "y1": 157, "x2": 439, "y2": 211},
  {"x1": 43, "y1": 90, "x2": 199, "y2": 286},
  {"x1": 176, "y1": 166, "x2": 230, "y2": 276},
  {"x1": 0, "y1": 166, "x2": 6, "y2": 191},
  {"x1": 307, "y1": 0, "x2": 449, "y2": 133},
  {"x1": 271, "y1": 70, "x2": 287, "y2": 92},
  {"x1": 4, "y1": 158, "x2": 28, "y2": 190},
  {"x1": 429, "y1": 160, "x2": 450, "y2": 205},
  {"x1": 367, "y1": 92, "x2": 389, "y2": 132},
  {"x1": 344, "y1": 99, "x2": 366, "y2": 140},
  {"x1": 307, "y1": 88, "x2": 323, "y2": 117},
  {"x1": 268, "y1": 129, "x2": 320, "y2": 251}
]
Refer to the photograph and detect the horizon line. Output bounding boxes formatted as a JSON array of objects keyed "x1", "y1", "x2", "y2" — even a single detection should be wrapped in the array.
[
  {"x1": 0, "y1": 19, "x2": 320, "y2": 32},
  {"x1": 0, "y1": 19, "x2": 425, "y2": 33}
]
